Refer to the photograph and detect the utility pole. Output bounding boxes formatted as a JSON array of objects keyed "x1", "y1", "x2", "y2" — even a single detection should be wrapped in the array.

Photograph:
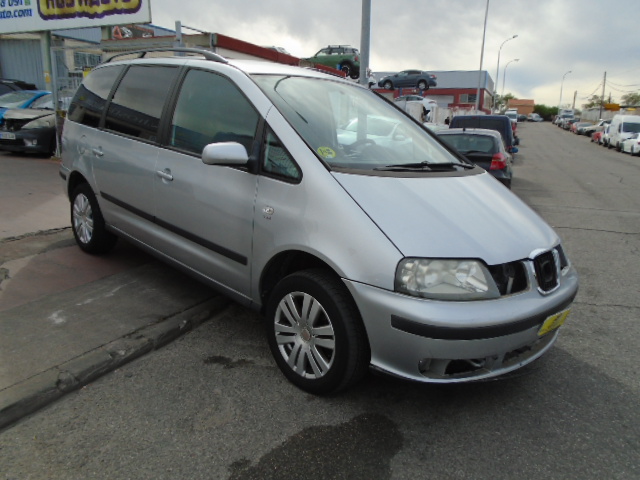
[
  {"x1": 359, "y1": 0, "x2": 371, "y2": 87},
  {"x1": 599, "y1": 71, "x2": 606, "y2": 119}
]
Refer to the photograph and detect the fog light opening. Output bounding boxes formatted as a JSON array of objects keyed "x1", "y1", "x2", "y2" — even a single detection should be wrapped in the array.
[
  {"x1": 418, "y1": 358, "x2": 432, "y2": 374},
  {"x1": 444, "y1": 359, "x2": 485, "y2": 376}
]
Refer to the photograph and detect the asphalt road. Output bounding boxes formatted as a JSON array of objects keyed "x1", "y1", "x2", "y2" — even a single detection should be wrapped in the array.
[{"x1": 1, "y1": 123, "x2": 639, "y2": 480}]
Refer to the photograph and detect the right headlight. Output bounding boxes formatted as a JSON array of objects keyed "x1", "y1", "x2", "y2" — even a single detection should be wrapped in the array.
[{"x1": 395, "y1": 258, "x2": 500, "y2": 301}]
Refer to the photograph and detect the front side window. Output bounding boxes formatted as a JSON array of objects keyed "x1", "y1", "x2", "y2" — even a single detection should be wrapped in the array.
[
  {"x1": 169, "y1": 69, "x2": 259, "y2": 155},
  {"x1": 104, "y1": 65, "x2": 179, "y2": 141},
  {"x1": 253, "y1": 75, "x2": 461, "y2": 173},
  {"x1": 623, "y1": 122, "x2": 640, "y2": 133},
  {"x1": 262, "y1": 128, "x2": 301, "y2": 182},
  {"x1": 67, "y1": 65, "x2": 124, "y2": 128}
]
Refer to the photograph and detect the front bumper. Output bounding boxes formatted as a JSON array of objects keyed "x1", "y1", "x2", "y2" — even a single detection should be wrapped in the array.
[
  {"x1": 0, "y1": 128, "x2": 55, "y2": 155},
  {"x1": 345, "y1": 265, "x2": 579, "y2": 383}
]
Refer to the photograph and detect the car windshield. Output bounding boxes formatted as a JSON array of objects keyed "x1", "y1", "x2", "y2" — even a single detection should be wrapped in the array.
[
  {"x1": 0, "y1": 91, "x2": 38, "y2": 108},
  {"x1": 623, "y1": 123, "x2": 640, "y2": 133},
  {"x1": 253, "y1": 75, "x2": 459, "y2": 171}
]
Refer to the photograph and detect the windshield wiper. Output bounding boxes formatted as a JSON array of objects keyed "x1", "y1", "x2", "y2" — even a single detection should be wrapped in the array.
[{"x1": 374, "y1": 162, "x2": 474, "y2": 172}]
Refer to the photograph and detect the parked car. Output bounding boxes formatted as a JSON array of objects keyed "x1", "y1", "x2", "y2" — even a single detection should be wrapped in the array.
[
  {"x1": 0, "y1": 78, "x2": 37, "y2": 95},
  {"x1": 582, "y1": 119, "x2": 610, "y2": 137},
  {"x1": 60, "y1": 48, "x2": 578, "y2": 393},
  {"x1": 435, "y1": 128, "x2": 513, "y2": 189},
  {"x1": 601, "y1": 125, "x2": 611, "y2": 146},
  {"x1": 573, "y1": 122, "x2": 593, "y2": 135},
  {"x1": 527, "y1": 113, "x2": 543, "y2": 122},
  {"x1": 607, "y1": 114, "x2": 640, "y2": 151},
  {"x1": 394, "y1": 95, "x2": 424, "y2": 103},
  {"x1": 337, "y1": 115, "x2": 412, "y2": 150},
  {"x1": 302, "y1": 45, "x2": 360, "y2": 79},
  {"x1": 620, "y1": 133, "x2": 640, "y2": 155},
  {"x1": 378, "y1": 70, "x2": 437, "y2": 90},
  {"x1": 449, "y1": 115, "x2": 518, "y2": 153},
  {"x1": 517, "y1": 114, "x2": 527, "y2": 122},
  {"x1": 0, "y1": 90, "x2": 51, "y2": 125},
  {"x1": 563, "y1": 118, "x2": 579, "y2": 131},
  {"x1": 0, "y1": 94, "x2": 56, "y2": 156}
]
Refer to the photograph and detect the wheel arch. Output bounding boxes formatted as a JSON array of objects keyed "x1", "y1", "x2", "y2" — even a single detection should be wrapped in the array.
[
  {"x1": 259, "y1": 250, "x2": 340, "y2": 314},
  {"x1": 67, "y1": 170, "x2": 90, "y2": 199}
]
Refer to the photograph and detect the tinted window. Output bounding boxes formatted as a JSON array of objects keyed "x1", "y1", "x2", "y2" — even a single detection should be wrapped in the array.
[
  {"x1": 263, "y1": 128, "x2": 301, "y2": 182},
  {"x1": 104, "y1": 65, "x2": 178, "y2": 141},
  {"x1": 68, "y1": 65, "x2": 123, "y2": 127},
  {"x1": 169, "y1": 69, "x2": 259, "y2": 155},
  {"x1": 439, "y1": 134, "x2": 497, "y2": 154}
]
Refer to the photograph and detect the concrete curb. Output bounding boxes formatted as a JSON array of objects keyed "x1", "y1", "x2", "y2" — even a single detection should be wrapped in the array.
[{"x1": 0, "y1": 295, "x2": 231, "y2": 431}]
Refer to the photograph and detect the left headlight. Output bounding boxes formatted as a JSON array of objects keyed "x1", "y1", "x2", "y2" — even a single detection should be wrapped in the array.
[
  {"x1": 23, "y1": 116, "x2": 55, "y2": 129},
  {"x1": 395, "y1": 258, "x2": 500, "y2": 301}
]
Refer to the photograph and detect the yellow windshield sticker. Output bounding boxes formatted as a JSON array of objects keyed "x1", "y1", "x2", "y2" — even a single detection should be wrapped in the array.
[{"x1": 317, "y1": 147, "x2": 336, "y2": 159}]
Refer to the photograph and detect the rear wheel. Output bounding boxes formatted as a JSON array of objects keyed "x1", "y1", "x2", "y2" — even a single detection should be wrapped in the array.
[
  {"x1": 339, "y1": 62, "x2": 352, "y2": 78},
  {"x1": 71, "y1": 183, "x2": 117, "y2": 254},
  {"x1": 265, "y1": 269, "x2": 370, "y2": 394}
]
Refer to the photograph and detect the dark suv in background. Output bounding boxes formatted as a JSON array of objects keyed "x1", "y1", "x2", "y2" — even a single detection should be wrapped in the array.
[{"x1": 302, "y1": 45, "x2": 360, "y2": 79}]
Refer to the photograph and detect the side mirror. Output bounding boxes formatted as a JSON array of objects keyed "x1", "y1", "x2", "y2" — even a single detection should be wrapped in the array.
[{"x1": 202, "y1": 142, "x2": 249, "y2": 166}]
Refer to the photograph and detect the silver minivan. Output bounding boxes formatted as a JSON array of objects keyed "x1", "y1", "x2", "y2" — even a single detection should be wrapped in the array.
[{"x1": 60, "y1": 49, "x2": 579, "y2": 394}]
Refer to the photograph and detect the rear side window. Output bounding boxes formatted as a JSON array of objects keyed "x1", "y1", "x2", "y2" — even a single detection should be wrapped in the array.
[
  {"x1": 104, "y1": 65, "x2": 179, "y2": 141},
  {"x1": 169, "y1": 69, "x2": 259, "y2": 155},
  {"x1": 68, "y1": 65, "x2": 124, "y2": 127}
]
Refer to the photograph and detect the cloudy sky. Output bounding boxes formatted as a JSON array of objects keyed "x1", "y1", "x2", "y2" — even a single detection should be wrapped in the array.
[{"x1": 148, "y1": 0, "x2": 638, "y2": 107}]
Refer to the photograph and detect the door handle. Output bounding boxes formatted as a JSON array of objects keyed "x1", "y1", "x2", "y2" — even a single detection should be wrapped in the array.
[
  {"x1": 156, "y1": 169, "x2": 174, "y2": 181},
  {"x1": 91, "y1": 147, "x2": 104, "y2": 157}
]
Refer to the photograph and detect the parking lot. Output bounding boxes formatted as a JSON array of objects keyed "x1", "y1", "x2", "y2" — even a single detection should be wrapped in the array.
[{"x1": 1, "y1": 121, "x2": 639, "y2": 479}]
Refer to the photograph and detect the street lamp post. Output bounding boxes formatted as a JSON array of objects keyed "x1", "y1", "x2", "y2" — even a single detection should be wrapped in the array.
[
  {"x1": 558, "y1": 70, "x2": 572, "y2": 112},
  {"x1": 501, "y1": 58, "x2": 519, "y2": 100},
  {"x1": 475, "y1": 0, "x2": 490, "y2": 112},
  {"x1": 493, "y1": 34, "x2": 518, "y2": 112}
]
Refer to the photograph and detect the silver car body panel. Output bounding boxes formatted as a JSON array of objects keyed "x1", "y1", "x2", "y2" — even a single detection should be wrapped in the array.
[{"x1": 60, "y1": 56, "x2": 579, "y2": 384}]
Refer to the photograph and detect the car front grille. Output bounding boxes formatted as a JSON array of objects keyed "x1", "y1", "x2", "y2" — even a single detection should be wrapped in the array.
[
  {"x1": 488, "y1": 246, "x2": 567, "y2": 296},
  {"x1": 533, "y1": 250, "x2": 560, "y2": 293}
]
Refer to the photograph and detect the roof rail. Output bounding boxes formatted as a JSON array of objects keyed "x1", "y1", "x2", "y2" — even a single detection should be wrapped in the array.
[{"x1": 104, "y1": 48, "x2": 228, "y2": 64}]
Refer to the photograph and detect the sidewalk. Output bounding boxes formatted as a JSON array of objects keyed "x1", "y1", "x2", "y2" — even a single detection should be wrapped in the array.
[
  {"x1": 0, "y1": 153, "x2": 230, "y2": 430},
  {"x1": 0, "y1": 230, "x2": 230, "y2": 430}
]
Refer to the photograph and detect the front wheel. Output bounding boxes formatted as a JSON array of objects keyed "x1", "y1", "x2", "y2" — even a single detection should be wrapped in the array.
[
  {"x1": 417, "y1": 80, "x2": 428, "y2": 90},
  {"x1": 71, "y1": 183, "x2": 118, "y2": 254},
  {"x1": 266, "y1": 269, "x2": 370, "y2": 394},
  {"x1": 383, "y1": 80, "x2": 393, "y2": 90}
]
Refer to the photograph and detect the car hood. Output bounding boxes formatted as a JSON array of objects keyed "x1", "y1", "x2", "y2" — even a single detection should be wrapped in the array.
[
  {"x1": 332, "y1": 171, "x2": 558, "y2": 265},
  {"x1": 3, "y1": 108, "x2": 54, "y2": 121}
]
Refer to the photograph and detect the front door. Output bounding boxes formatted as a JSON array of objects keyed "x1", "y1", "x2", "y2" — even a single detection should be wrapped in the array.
[{"x1": 153, "y1": 69, "x2": 261, "y2": 298}]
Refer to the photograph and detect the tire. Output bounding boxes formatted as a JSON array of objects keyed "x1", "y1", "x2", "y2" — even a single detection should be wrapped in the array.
[
  {"x1": 417, "y1": 80, "x2": 428, "y2": 90},
  {"x1": 265, "y1": 269, "x2": 370, "y2": 394},
  {"x1": 339, "y1": 62, "x2": 352, "y2": 78},
  {"x1": 71, "y1": 183, "x2": 118, "y2": 254},
  {"x1": 383, "y1": 80, "x2": 393, "y2": 90}
]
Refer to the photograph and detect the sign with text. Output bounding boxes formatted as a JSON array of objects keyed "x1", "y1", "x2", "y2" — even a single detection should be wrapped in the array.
[{"x1": 0, "y1": 0, "x2": 151, "y2": 34}]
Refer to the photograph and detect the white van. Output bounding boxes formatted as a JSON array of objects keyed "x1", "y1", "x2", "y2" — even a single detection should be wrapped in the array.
[{"x1": 608, "y1": 114, "x2": 640, "y2": 151}]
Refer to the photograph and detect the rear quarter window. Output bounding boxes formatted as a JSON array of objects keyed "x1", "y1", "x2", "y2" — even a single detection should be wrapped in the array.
[
  {"x1": 104, "y1": 65, "x2": 179, "y2": 142},
  {"x1": 67, "y1": 65, "x2": 124, "y2": 128}
]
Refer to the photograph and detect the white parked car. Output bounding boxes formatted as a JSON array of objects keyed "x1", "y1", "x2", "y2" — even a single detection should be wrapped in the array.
[{"x1": 621, "y1": 133, "x2": 640, "y2": 155}]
